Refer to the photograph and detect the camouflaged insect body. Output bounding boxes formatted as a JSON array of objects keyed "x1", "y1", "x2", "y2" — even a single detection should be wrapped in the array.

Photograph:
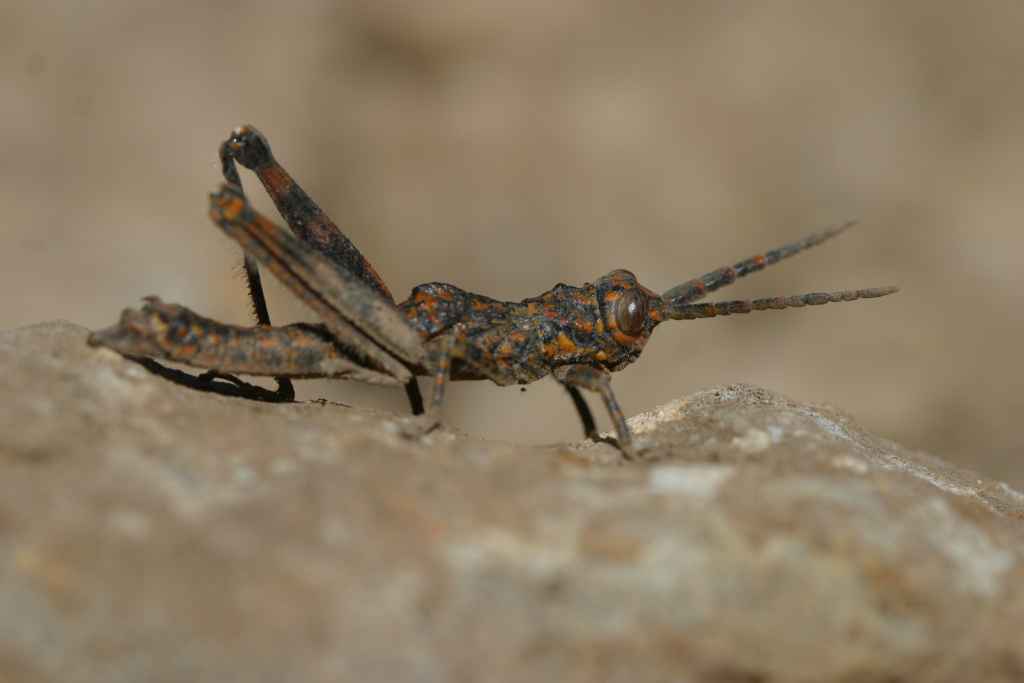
[
  {"x1": 401, "y1": 271, "x2": 662, "y2": 385},
  {"x1": 89, "y1": 125, "x2": 898, "y2": 458}
]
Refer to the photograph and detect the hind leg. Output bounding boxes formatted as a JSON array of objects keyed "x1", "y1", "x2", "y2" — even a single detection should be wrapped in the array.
[
  {"x1": 219, "y1": 125, "x2": 424, "y2": 409},
  {"x1": 217, "y1": 132, "x2": 295, "y2": 399}
]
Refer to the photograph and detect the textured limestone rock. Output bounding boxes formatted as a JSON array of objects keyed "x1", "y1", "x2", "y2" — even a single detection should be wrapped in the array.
[{"x1": 1, "y1": 321, "x2": 1022, "y2": 682}]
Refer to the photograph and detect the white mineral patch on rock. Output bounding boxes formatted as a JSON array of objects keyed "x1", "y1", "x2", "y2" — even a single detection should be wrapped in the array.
[
  {"x1": 625, "y1": 397, "x2": 688, "y2": 434},
  {"x1": 648, "y1": 464, "x2": 735, "y2": 500},
  {"x1": 912, "y1": 497, "x2": 1015, "y2": 597},
  {"x1": 731, "y1": 427, "x2": 774, "y2": 453}
]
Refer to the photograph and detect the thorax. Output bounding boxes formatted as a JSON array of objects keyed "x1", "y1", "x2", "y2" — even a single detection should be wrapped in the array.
[{"x1": 399, "y1": 282, "x2": 642, "y2": 381}]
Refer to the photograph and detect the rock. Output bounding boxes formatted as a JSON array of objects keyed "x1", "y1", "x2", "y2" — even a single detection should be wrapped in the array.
[{"x1": 1, "y1": 321, "x2": 1022, "y2": 683}]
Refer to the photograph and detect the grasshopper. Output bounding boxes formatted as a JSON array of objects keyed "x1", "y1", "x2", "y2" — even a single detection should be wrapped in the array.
[{"x1": 90, "y1": 126, "x2": 897, "y2": 458}]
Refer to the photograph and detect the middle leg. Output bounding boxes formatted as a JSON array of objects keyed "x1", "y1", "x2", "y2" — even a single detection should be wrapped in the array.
[{"x1": 398, "y1": 326, "x2": 465, "y2": 437}]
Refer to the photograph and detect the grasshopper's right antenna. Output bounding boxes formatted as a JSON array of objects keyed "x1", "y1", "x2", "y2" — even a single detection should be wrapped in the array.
[{"x1": 666, "y1": 286, "x2": 899, "y2": 320}]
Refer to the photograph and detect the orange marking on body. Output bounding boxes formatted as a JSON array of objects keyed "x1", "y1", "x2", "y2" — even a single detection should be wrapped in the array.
[
  {"x1": 595, "y1": 319, "x2": 605, "y2": 334},
  {"x1": 574, "y1": 319, "x2": 593, "y2": 333},
  {"x1": 216, "y1": 194, "x2": 245, "y2": 221},
  {"x1": 594, "y1": 350, "x2": 608, "y2": 362},
  {"x1": 543, "y1": 342, "x2": 557, "y2": 358},
  {"x1": 612, "y1": 330, "x2": 637, "y2": 346},
  {"x1": 753, "y1": 255, "x2": 766, "y2": 266},
  {"x1": 556, "y1": 333, "x2": 577, "y2": 353},
  {"x1": 414, "y1": 293, "x2": 438, "y2": 313},
  {"x1": 496, "y1": 338, "x2": 514, "y2": 357}
]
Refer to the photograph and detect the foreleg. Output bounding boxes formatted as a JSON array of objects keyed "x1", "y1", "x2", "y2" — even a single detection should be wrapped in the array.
[
  {"x1": 553, "y1": 364, "x2": 636, "y2": 459},
  {"x1": 564, "y1": 385, "x2": 599, "y2": 441}
]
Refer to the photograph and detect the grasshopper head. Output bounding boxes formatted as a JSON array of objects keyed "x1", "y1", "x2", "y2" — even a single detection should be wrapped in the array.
[{"x1": 592, "y1": 270, "x2": 668, "y2": 368}]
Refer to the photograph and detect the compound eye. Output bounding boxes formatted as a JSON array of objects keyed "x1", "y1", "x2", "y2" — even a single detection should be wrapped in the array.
[{"x1": 615, "y1": 290, "x2": 648, "y2": 336}]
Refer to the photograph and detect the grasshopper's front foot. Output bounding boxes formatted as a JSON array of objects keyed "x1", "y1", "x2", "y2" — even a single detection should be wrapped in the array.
[
  {"x1": 594, "y1": 434, "x2": 642, "y2": 461},
  {"x1": 618, "y1": 440, "x2": 640, "y2": 462},
  {"x1": 396, "y1": 413, "x2": 443, "y2": 441}
]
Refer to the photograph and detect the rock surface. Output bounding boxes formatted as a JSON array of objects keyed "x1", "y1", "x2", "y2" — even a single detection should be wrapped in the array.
[{"x1": 1, "y1": 321, "x2": 1023, "y2": 683}]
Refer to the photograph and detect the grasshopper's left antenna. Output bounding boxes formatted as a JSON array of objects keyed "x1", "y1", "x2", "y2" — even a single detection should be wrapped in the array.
[{"x1": 663, "y1": 221, "x2": 857, "y2": 303}]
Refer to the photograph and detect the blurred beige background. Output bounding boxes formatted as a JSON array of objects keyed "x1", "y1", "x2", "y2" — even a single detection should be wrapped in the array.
[{"x1": 3, "y1": 1, "x2": 1022, "y2": 484}]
